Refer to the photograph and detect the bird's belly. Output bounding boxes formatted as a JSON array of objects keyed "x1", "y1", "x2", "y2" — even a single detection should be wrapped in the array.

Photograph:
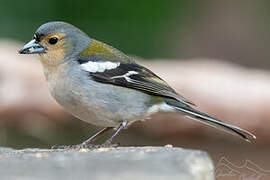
[{"x1": 48, "y1": 76, "x2": 152, "y2": 127}]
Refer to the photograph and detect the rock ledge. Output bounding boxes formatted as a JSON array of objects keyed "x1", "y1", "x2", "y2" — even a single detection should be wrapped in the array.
[{"x1": 0, "y1": 146, "x2": 214, "y2": 180}]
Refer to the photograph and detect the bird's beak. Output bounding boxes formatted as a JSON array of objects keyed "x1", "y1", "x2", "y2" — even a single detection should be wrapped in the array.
[{"x1": 19, "y1": 39, "x2": 46, "y2": 54}]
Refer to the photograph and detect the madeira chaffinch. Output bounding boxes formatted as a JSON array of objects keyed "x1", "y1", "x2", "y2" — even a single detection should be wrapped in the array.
[{"x1": 19, "y1": 21, "x2": 256, "y2": 148}]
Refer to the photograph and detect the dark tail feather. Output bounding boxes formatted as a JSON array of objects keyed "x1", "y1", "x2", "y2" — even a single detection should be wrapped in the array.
[{"x1": 165, "y1": 99, "x2": 256, "y2": 142}]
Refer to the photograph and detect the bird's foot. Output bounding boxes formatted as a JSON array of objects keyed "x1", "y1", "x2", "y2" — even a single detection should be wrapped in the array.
[
  {"x1": 96, "y1": 141, "x2": 119, "y2": 148},
  {"x1": 51, "y1": 142, "x2": 119, "y2": 150},
  {"x1": 51, "y1": 143, "x2": 96, "y2": 150}
]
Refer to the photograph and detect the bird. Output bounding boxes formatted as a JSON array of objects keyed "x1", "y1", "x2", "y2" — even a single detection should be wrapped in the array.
[{"x1": 19, "y1": 21, "x2": 256, "y2": 149}]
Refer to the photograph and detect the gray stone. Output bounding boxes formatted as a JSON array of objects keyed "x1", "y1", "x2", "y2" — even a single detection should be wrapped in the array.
[{"x1": 0, "y1": 146, "x2": 214, "y2": 180}]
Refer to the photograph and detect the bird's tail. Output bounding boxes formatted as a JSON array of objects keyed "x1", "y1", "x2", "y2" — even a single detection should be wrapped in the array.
[{"x1": 165, "y1": 99, "x2": 256, "y2": 142}]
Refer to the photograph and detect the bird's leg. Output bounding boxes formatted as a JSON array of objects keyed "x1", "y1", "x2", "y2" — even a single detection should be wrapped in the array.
[
  {"x1": 81, "y1": 127, "x2": 113, "y2": 145},
  {"x1": 51, "y1": 127, "x2": 113, "y2": 149},
  {"x1": 98, "y1": 121, "x2": 127, "y2": 148}
]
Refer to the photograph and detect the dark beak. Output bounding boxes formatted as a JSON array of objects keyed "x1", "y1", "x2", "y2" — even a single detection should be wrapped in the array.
[{"x1": 19, "y1": 39, "x2": 46, "y2": 54}]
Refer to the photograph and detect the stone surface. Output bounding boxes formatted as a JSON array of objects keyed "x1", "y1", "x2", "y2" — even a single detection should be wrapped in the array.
[{"x1": 0, "y1": 146, "x2": 214, "y2": 180}]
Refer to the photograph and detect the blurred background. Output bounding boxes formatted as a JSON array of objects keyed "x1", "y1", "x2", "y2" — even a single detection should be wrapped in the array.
[{"x1": 1, "y1": 0, "x2": 270, "y2": 179}]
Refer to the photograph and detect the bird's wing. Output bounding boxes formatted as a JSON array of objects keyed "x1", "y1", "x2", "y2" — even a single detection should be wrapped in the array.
[{"x1": 78, "y1": 55, "x2": 195, "y2": 106}]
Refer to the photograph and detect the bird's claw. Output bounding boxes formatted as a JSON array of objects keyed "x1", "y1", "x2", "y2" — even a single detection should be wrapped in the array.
[
  {"x1": 51, "y1": 142, "x2": 119, "y2": 149},
  {"x1": 97, "y1": 141, "x2": 119, "y2": 148},
  {"x1": 51, "y1": 143, "x2": 96, "y2": 150}
]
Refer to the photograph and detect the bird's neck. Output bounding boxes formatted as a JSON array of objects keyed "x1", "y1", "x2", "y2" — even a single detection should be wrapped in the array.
[{"x1": 41, "y1": 59, "x2": 69, "y2": 83}]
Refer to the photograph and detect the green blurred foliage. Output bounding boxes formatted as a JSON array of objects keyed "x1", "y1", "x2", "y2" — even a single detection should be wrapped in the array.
[{"x1": 0, "y1": 0, "x2": 195, "y2": 58}]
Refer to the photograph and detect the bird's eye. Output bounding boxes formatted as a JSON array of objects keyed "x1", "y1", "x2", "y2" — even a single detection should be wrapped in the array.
[{"x1": 48, "y1": 37, "x2": 58, "y2": 45}]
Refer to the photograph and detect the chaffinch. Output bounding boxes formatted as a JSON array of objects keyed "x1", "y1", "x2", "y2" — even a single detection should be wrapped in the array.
[{"x1": 19, "y1": 21, "x2": 255, "y2": 148}]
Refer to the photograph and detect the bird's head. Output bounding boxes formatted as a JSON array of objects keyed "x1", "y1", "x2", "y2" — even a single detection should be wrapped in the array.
[{"x1": 19, "y1": 21, "x2": 91, "y2": 66}]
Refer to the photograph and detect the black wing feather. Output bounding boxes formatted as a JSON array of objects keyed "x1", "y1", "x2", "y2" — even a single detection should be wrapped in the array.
[{"x1": 79, "y1": 58, "x2": 195, "y2": 105}]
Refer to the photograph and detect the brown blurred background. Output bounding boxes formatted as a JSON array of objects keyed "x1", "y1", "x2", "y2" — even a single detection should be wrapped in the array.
[{"x1": 1, "y1": 0, "x2": 270, "y2": 179}]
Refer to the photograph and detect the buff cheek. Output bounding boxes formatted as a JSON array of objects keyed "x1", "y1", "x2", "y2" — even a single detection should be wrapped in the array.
[{"x1": 39, "y1": 41, "x2": 66, "y2": 66}]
